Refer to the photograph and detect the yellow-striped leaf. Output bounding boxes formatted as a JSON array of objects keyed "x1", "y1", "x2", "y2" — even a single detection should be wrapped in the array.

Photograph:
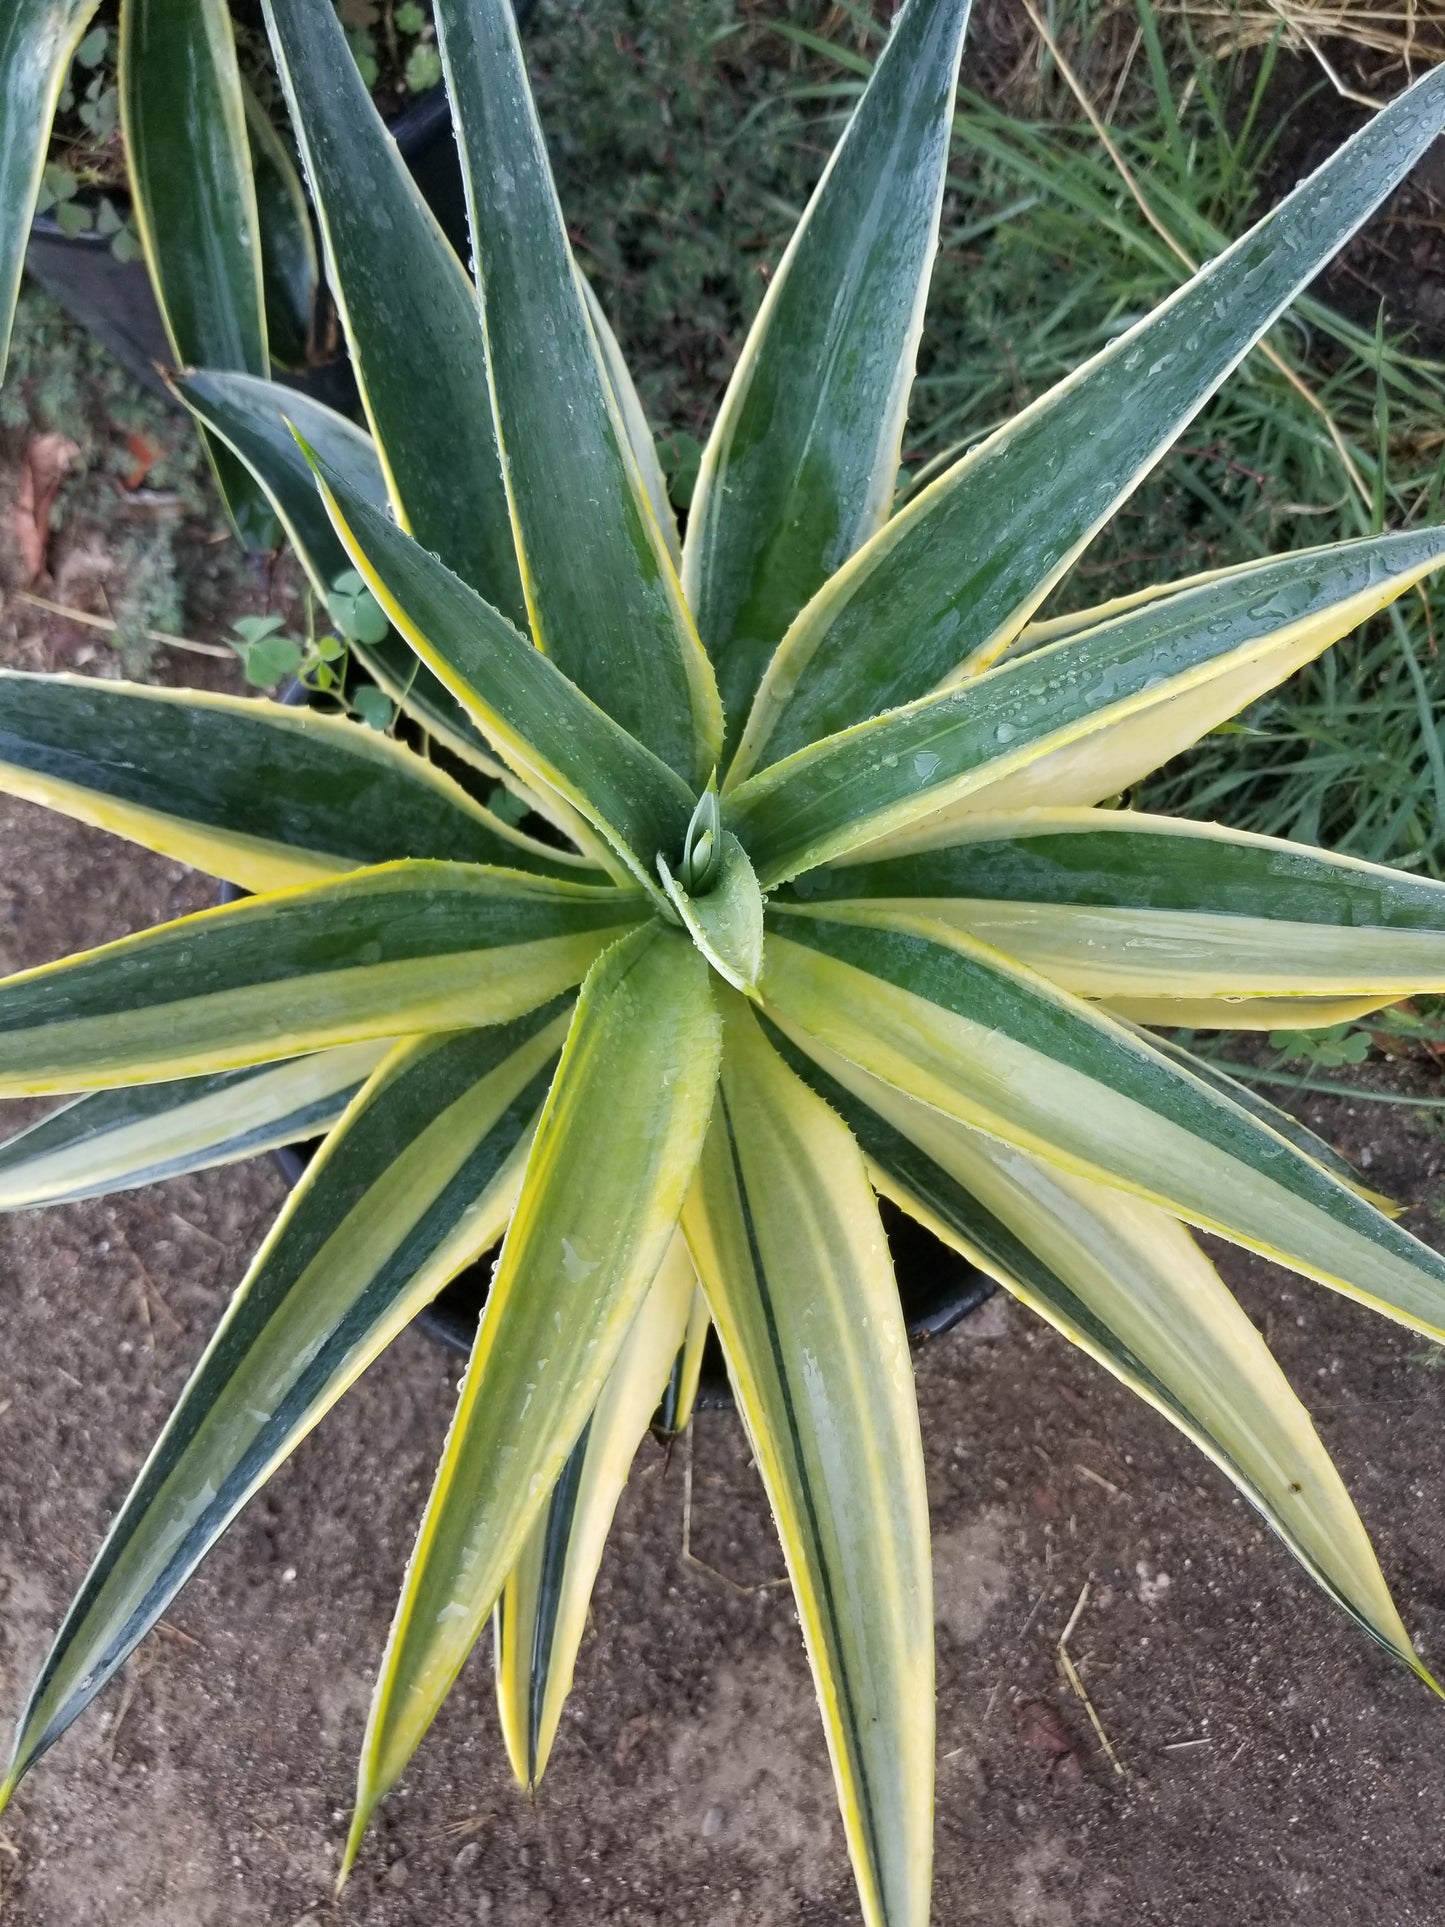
[
  {"x1": 581, "y1": 276, "x2": 681, "y2": 570},
  {"x1": 494, "y1": 1230, "x2": 694, "y2": 1788},
  {"x1": 683, "y1": 0, "x2": 970, "y2": 745},
  {"x1": 0, "y1": 0, "x2": 99, "y2": 374},
  {"x1": 119, "y1": 0, "x2": 275, "y2": 546},
  {"x1": 0, "y1": 861, "x2": 639, "y2": 1095},
  {"x1": 657, "y1": 1280, "x2": 713, "y2": 1435},
  {"x1": 733, "y1": 63, "x2": 1445, "y2": 773},
  {"x1": 0, "y1": 1006, "x2": 564, "y2": 1802},
  {"x1": 776, "y1": 1028, "x2": 1427, "y2": 1683},
  {"x1": 0, "y1": 1040, "x2": 388, "y2": 1209},
  {"x1": 433, "y1": 0, "x2": 722, "y2": 784},
  {"x1": 310, "y1": 451, "x2": 697, "y2": 898},
  {"x1": 728, "y1": 527, "x2": 1445, "y2": 885},
  {"x1": 794, "y1": 808, "x2": 1445, "y2": 1012},
  {"x1": 0, "y1": 671, "x2": 585, "y2": 890},
  {"x1": 262, "y1": 0, "x2": 524, "y2": 618},
  {"x1": 343, "y1": 923, "x2": 720, "y2": 1871},
  {"x1": 760, "y1": 910, "x2": 1445, "y2": 1341},
  {"x1": 682, "y1": 995, "x2": 932, "y2": 1927}
]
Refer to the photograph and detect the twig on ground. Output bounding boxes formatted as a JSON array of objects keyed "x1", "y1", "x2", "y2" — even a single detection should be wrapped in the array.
[
  {"x1": 680, "y1": 1426, "x2": 787, "y2": 1596},
  {"x1": 16, "y1": 590, "x2": 233, "y2": 659},
  {"x1": 1056, "y1": 1579, "x2": 1128, "y2": 1778}
]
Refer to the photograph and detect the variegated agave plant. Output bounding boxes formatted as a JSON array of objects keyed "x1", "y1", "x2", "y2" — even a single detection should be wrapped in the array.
[{"x1": 5, "y1": 1, "x2": 1445, "y2": 1920}]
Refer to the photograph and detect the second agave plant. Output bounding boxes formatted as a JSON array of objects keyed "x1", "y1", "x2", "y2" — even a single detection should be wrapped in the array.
[{"x1": 4, "y1": 1, "x2": 1445, "y2": 1922}]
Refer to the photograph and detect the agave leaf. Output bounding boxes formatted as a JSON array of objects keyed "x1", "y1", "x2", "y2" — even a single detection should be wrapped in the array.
[
  {"x1": 682, "y1": 995, "x2": 932, "y2": 1927},
  {"x1": 0, "y1": 0, "x2": 99, "y2": 375},
  {"x1": 432, "y1": 0, "x2": 723, "y2": 785},
  {"x1": 685, "y1": 0, "x2": 970, "y2": 746},
  {"x1": 309, "y1": 451, "x2": 698, "y2": 898},
  {"x1": 119, "y1": 0, "x2": 275, "y2": 546},
  {"x1": 733, "y1": 62, "x2": 1445, "y2": 774},
  {"x1": 1102, "y1": 994, "x2": 1395, "y2": 1032},
  {"x1": 1128, "y1": 1026, "x2": 1386, "y2": 1204},
  {"x1": 657, "y1": 1280, "x2": 712, "y2": 1435},
  {"x1": 775, "y1": 1027, "x2": 1427, "y2": 1684},
  {"x1": 658, "y1": 831, "x2": 766, "y2": 994},
  {"x1": 0, "y1": 670, "x2": 586, "y2": 890},
  {"x1": 173, "y1": 375, "x2": 518, "y2": 805},
  {"x1": 0, "y1": 1041, "x2": 389, "y2": 1209},
  {"x1": 240, "y1": 82, "x2": 317, "y2": 372},
  {"x1": 760, "y1": 910, "x2": 1445, "y2": 1340},
  {"x1": 0, "y1": 1007, "x2": 565, "y2": 1801},
  {"x1": 580, "y1": 276, "x2": 680, "y2": 569},
  {"x1": 344, "y1": 924, "x2": 720, "y2": 1869},
  {"x1": 728, "y1": 526, "x2": 1445, "y2": 886},
  {"x1": 791, "y1": 808, "x2": 1445, "y2": 1010},
  {"x1": 494, "y1": 1230, "x2": 693, "y2": 1788},
  {"x1": 262, "y1": 0, "x2": 524, "y2": 620},
  {"x1": 171, "y1": 369, "x2": 587, "y2": 838},
  {"x1": 0, "y1": 861, "x2": 640, "y2": 1095}
]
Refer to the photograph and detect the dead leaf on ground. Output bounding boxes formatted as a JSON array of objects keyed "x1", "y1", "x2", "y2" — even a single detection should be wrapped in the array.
[
  {"x1": 13, "y1": 431, "x2": 81, "y2": 584},
  {"x1": 1016, "y1": 1697, "x2": 1083, "y2": 1785}
]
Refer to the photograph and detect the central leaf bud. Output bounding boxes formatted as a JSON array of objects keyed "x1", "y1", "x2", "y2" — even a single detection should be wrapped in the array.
[{"x1": 677, "y1": 780, "x2": 722, "y2": 896}]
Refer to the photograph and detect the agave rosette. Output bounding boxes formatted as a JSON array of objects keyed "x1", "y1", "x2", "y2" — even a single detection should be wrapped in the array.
[{"x1": 5, "y1": 2, "x2": 1445, "y2": 1921}]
